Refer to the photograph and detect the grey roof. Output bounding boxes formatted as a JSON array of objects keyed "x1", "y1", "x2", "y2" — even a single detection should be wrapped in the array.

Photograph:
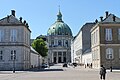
[
  {"x1": 0, "y1": 12, "x2": 31, "y2": 32},
  {"x1": 0, "y1": 15, "x2": 22, "y2": 25},
  {"x1": 30, "y1": 46, "x2": 39, "y2": 55},
  {"x1": 73, "y1": 23, "x2": 95, "y2": 40},
  {"x1": 102, "y1": 14, "x2": 120, "y2": 23}
]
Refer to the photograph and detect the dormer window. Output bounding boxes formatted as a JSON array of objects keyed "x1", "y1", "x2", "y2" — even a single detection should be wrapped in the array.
[{"x1": 58, "y1": 27, "x2": 62, "y2": 35}]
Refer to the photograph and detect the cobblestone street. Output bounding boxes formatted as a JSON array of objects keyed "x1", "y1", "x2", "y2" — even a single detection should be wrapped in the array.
[{"x1": 0, "y1": 64, "x2": 120, "y2": 80}]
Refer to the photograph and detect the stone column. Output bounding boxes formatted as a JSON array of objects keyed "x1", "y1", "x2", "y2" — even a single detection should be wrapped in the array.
[
  {"x1": 62, "y1": 52, "x2": 63, "y2": 62},
  {"x1": 66, "y1": 50, "x2": 68, "y2": 63},
  {"x1": 57, "y1": 52, "x2": 58, "y2": 63},
  {"x1": 51, "y1": 51, "x2": 53, "y2": 63}
]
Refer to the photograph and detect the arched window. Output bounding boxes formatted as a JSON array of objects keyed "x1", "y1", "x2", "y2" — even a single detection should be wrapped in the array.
[
  {"x1": 106, "y1": 48, "x2": 113, "y2": 59},
  {"x1": 58, "y1": 40, "x2": 62, "y2": 46},
  {"x1": 58, "y1": 27, "x2": 62, "y2": 35},
  {"x1": 65, "y1": 28, "x2": 68, "y2": 35},
  {"x1": 65, "y1": 40, "x2": 68, "y2": 47}
]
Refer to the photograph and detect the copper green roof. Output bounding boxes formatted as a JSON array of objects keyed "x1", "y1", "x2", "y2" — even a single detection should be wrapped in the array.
[{"x1": 47, "y1": 11, "x2": 72, "y2": 36}]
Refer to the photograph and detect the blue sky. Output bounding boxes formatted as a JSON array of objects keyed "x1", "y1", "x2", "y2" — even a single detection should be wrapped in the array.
[{"x1": 0, "y1": 0, "x2": 120, "y2": 39}]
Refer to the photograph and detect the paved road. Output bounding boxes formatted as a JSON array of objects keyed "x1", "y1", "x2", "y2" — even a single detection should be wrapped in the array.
[{"x1": 0, "y1": 64, "x2": 120, "y2": 80}]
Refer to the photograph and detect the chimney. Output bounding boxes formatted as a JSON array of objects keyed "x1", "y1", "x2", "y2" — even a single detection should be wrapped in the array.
[
  {"x1": 26, "y1": 23, "x2": 29, "y2": 28},
  {"x1": 113, "y1": 15, "x2": 116, "y2": 22},
  {"x1": 24, "y1": 20, "x2": 26, "y2": 24},
  {"x1": 11, "y1": 10, "x2": 15, "y2": 17},
  {"x1": 7, "y1": 15, "x2": 10, "y2": 23},
  {"x1": 95, "y1": 19, "x2": 98, "y2": 23},
  {"x1": 105, "y1": 11, "x2": 109, "y2": 18},
  {"x1": 100, "y1": 16, "x2": 103, "y2": 21},
  {"x1": 19, "y1": 17, "x2": 22, "y2": 23}
]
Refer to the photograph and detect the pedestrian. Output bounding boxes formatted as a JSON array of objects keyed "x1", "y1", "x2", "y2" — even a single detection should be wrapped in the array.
[
  {"x1": 99, "y1": 65, "x2": 106, "y2": 80},
  {"x1": 90, "y1": 63, "x2": 92, "y2": 68}
]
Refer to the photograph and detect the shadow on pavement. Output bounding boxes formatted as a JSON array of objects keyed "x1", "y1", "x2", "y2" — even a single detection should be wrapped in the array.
[{"x1": 27, "y1": 68, "x2": 64, "y2": 72}]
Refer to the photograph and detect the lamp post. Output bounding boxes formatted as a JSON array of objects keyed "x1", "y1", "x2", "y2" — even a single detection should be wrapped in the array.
[
  {"x1": 110, "y1": 57, "x2": 112, "y2": 72},
  {"x1": 13, "y1": 50, "x2": 16, "y2": 73}
]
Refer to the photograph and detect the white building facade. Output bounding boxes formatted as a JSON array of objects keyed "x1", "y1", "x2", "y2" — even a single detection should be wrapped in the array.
[
  {"x1": 30, "y1": 47, "x2": 42, "y2": 68},
  {"x1": 71, "y1": 23, "x2": 95, "y2": 65},
  {"x1": 0, "y1": 10, "x2": 31, "y2": 70}
]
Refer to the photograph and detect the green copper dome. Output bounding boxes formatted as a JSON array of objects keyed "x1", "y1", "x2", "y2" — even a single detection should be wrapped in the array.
[{"x1": 47, "y1": 11, "x2": 72, "y2": 36}]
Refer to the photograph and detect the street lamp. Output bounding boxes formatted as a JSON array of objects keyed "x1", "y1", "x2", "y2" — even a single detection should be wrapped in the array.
[
  {"x1": 13, "y1": 50, "x2": 16, "y2": 73},
  {"x1": 110, "y1": 56, "x2": 112, "y2": 72}
]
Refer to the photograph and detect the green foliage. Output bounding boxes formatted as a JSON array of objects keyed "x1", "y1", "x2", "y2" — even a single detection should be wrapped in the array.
[{"x1": 32, "y1": 38, "x2": 48, "y2": 57}]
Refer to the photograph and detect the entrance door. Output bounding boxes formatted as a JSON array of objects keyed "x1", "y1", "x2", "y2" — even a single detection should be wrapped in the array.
[
  {"x1": 54, "y1": 57, "x2": 56, "y2": 63},
  {"x1": 58, "y1": 57, "x2": 61, "y2": 63},
  {"x1": 63, "y1": 57, "x2": 66, "y2": 63}
]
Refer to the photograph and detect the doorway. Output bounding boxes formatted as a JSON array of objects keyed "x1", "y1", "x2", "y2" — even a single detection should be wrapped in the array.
[
  {"x1": 63, "y1": 57, "x2": 66, "y2": 63},
  {"x1": 54, "y1": 57, "x2": 56, "y2": 63},
  {"x1": 58, "y1": 57, "x2": 62, "y2": 63}
]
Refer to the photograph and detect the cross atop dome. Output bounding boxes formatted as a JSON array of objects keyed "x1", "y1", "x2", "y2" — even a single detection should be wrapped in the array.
[{"x1": 57, "y1": 5, "x2": 63, "y2": 22}]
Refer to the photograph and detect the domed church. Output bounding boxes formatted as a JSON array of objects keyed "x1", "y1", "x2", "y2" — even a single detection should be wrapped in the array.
[{"x1": 47, "y1": 10, "x2": 73, "y2": 63}]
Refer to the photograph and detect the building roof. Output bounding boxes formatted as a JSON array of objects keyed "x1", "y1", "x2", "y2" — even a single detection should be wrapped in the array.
[
  {"x1": 47, "y1": 10, "x2": 72, "y2": 36},
  {"x1": 102, "y1": 14, "x2": 120, "y2": 23},
  {"x1": 30, "y1": 46, "x2": 39, "y2": 55},
  {"x1": 73, "y1": 23, "x2": 95, "y2": 41},
  {"x1": 0, "y1": 10, "x2": 31, "y2": 32},
  {"x1": 91, "y1": 12, "x2": 120, "y2": 32}
]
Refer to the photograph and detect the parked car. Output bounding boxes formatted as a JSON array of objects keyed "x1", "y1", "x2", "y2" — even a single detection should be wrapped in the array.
[
  {"x1": 72, "y1": 63, "x2": 77, "y2": 67},
  {"x1": 63, "y1": 63, "x2": 68, "y2": 67},
  {"x1": 41, "y1": 63, "x2": 49, "y2": 68}
]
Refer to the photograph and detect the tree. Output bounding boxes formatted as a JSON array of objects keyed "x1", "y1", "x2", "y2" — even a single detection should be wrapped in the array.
[{"x1": 32, "y1": 38, "x2": 48, "y2": 57}]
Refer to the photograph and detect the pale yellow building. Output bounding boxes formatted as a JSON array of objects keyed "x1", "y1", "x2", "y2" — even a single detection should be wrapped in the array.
[{"x1": 91, "y1": 11, "x2": 120, "y2": 69}]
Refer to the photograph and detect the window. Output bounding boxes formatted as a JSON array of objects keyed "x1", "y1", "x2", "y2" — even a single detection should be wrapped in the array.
[
  {"x1": 65, "y1": 40, "x2": 68, "y2": 47},
  {"x1": 65, "y1": 28, "x2": 68, "y2": 35},
  {"x1": 58, "y1": 40, "x2": 62, "y2": 46},
  {"x1": 51, "y1": 40, "x2": 54, "y2": 46},
  {"x1": 96, "y1": 30, "x2": 98, "y2": 43},
  {"x1": 118, "y1": 29, "x2": 120, "y2": 40},
  {"x1": 119, "y1": 49, "x2": 120, "y2": 58},
  {"x1": 106, "y1": 48, "x2": 113, "y2": 59},
  {"x1": 105, "y1": 28, "x2": 112, "y2": 41},
  {"x1": 58, "y1": 27, "x2": 62, "y2": 35},
  {"x1": 0, "y1": 51, "x2": 3, "y2": 60},
  {"x1": 10, "y1": 29, "x2": 17, "y2": 42},
  {"x1": 11, "y1": 50, "x2": 16, "y2": 60},
  {"x1": 91, "y1": 34, "x2": 93, "y2": 45},
  {"x1": 0, "y1": 30, "x2": 4, "y2": 42},
  {"x1": 92, "y1": 50, "x2": 95, "y2": 60}
]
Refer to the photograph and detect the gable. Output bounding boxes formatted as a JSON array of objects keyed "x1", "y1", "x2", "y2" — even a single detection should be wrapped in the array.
[
  {"x1": 0, "y1": 15, "x2": 22, "y2": 25},
  {"x1": 102, "y1": 14, "x2": 120, "y2": 23}
]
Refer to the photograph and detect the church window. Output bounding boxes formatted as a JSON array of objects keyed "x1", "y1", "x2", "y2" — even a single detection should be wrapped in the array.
[
  {"x1": 65, "y1": 40, "x2": 68, "y2": 47},
  {"x1": 58, "y1": 27, "x2": 62, "y2": 35},
  {"x1": 58, "y1": 40, "x2": 62, "y2": 46},
  {"x1": 106, "y1": 48, "x2": 113, "y2": 59},
  {"x1": 65, "y1": 28, "x2": 68, "y2": 35},
  {"x1": 51, "y1": 40, "x2": 54, "y2": 46}
]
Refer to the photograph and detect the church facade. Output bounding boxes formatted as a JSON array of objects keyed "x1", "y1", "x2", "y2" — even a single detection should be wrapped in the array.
[{"x1": 46, "y1": 10, "x2": 73, "y2": 63}]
